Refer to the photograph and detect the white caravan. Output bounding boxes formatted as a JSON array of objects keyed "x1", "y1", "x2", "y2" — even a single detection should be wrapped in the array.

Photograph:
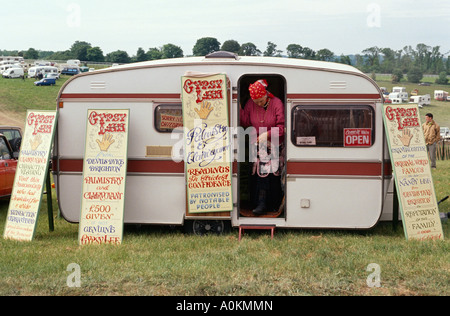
[
  {"x1": 28, "y1": 66, "x2": 59, "y2": 78},
  {"x1": 54, "y1": 53, "x2": 394, "y2": 234},
  {"x1": 409, "y1": 94, "x2": 431, "y2": 107}
]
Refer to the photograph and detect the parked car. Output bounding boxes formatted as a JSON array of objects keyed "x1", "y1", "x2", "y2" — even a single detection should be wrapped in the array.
[
  {"x1": 34, "y1": 78, "x2": 56, "y2": 86},
  {"x1": 44, "y1": 72, "x2": 60, "y2": 79},
  {"x1": 0, "y1": 134, "x2": 18, "y2": 197},
  {"x1": 60, "y1": 67, "x2": 80, "y2": 76},
  {"x1": 441, "y1": 127, "x2": 450, "y2": 140},
  {"x1": 0, "y1": 126, "x2": 22, "y2": 152}
]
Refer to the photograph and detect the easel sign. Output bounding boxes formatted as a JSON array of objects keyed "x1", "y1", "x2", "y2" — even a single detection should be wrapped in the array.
[
  {"x1": 383, "y1": 103, "x2": 444, "y2": 240},
  {"x1": 3, "y1": 110, "x2": 58, "y2": 242},
  {"x1": 181, "y1": 73, "x2": 233, "y2": 214},
  {"x1": 78, "y1": 109, "x2": 129, "y2": 245}
]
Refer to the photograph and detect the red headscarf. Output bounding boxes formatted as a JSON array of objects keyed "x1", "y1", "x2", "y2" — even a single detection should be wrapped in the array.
[{"x1": 249, "y1": 79, "x2": 269, "y2": 100}]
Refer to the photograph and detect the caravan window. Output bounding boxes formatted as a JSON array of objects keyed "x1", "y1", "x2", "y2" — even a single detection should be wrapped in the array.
[
  {"x1": 154, "y1": 104, "x2": 183, "y2": 133},
  {"x1": 291, "y1": 105, "x2": 375, "y2": 147}
]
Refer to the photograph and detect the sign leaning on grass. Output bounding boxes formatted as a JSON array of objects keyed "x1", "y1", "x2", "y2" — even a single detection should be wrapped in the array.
[
  {"x1": 78, "y1": 109, "x2": 129, "y2": 245},
  {"x1": 3, "y1": 110, "x2": 57, "y2": 241},
  {"x1": 181, "y1": 73, "x2": 233, "y2": 214},
  {"x1": 383, "y1": 103, "x2": 444, "y2": 240}
]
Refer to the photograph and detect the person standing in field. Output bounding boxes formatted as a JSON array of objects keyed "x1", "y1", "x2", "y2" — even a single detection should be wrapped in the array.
[{"x1": 422, "y1": 113, "x2": 440, "y2": 169}]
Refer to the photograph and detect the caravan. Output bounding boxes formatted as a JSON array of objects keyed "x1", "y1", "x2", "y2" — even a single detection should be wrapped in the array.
[
  {"x1": 54, "y1": 53, "x2": 394, "y2": 234},
  {"x1": 28, "y1": 66, "x2": 59, "y2": 78},
  {"x1": 409, "y1": 94, "x2": 431, "y2": 108}
]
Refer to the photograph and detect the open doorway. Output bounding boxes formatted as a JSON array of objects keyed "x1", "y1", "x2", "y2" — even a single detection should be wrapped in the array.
[{"x1": 237, "y1": 74, "x2": 286, "y2": 218}]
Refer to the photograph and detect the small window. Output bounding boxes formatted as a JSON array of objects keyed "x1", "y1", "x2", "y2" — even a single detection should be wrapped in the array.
[
  {"x1": 291, "y1": 105, "x2": 375, "y2": 147},
  {"x1": 154, "y1": 104, "x2": 183, "y2": 133},
  {"x1": 0, "y1": 138, "x2": 11, "y2": 159}
]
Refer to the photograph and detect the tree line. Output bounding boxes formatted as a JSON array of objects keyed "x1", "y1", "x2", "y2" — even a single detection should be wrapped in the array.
[{"x1": 2, "y1": 38, "x2": 449, "y2": 83}]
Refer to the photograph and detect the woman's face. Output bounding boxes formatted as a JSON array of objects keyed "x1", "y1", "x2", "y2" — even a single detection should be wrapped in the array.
[{"x1": 253, "y1": 95, "x2": 268, "y2": 107}]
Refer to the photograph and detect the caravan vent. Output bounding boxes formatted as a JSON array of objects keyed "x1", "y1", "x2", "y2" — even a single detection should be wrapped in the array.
[
  {"x1": 329, "y1": 81, "x2": 347, "y2": 89},
  {"x1": 205, "y1": 51, "x2": 239, "y2": 60},
  {"x1": 90, "y1": 81, "x2": 106, "y2": 89}
]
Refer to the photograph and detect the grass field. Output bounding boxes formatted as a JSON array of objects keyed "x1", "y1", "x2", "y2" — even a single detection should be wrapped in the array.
[{"x1": 0, "y1": 72, "x2": 449, "y2": 296}]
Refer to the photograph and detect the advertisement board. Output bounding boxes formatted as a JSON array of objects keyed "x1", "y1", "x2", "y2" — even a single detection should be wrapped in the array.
[
  {"x1": 181, "y1": 74, "x2": 233, "y2": 214},
  {"x1": 78, "y1": 109, "x2": 129, "y2": 245},
  {"x1": 383, "y1": 103, "x2": 444, "y2": 240},
  {"x1": 3, "y1": 110, "x2": 57, "y2": 241}
]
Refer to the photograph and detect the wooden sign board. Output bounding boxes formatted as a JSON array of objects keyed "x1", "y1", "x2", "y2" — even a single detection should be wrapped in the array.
[
  {"x1": 383, "y1": 103, "x2": 444, "y2": 240},
  {"x1": 78, "y1": 109, "x2": 129, "y2": 245},
  {"x1": 181, "y1": 74, "x2": 233, "y2": 214},
  {"x1": 3, "y1": 110, "x2": 57, "y2": 241}
]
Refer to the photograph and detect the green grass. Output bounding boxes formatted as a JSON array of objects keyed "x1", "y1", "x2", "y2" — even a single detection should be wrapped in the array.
[
  {"x1": 0, "y1": 193, "x2": 449, "y2": 296},
  {"x1": 0, "y1": 76, "x2": 70, "y2": 113},
  {"x1": 0, "y1": 72, "x2": 449, "y2": 296}
]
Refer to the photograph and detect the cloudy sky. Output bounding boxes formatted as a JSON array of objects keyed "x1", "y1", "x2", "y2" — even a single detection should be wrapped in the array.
[{"x1": 1, "y1": 0, "x2": 449, "y2": 57}]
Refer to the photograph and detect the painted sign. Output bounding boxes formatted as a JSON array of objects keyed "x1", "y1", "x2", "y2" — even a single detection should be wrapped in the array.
[
  {"x1": 3, "y1": 110, "x2": 57, "y2": 241},
  {"x1": 181, "y1": 74, "x2": 233, "y2": 213},
  {"x1": 383, "y1": 103, "x2": 444, "y2": 240},
  {"x1": 78, "y1": 109, "x2": 129, "y2": 245},
  {"x1": 344, "y1": 128, "x2": 372, "y2": 147}
]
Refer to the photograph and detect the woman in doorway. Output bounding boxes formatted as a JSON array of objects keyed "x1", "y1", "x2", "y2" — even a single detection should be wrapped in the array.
[{"x1": 240, "y1": 79, "x2": 285, "y2": 215}]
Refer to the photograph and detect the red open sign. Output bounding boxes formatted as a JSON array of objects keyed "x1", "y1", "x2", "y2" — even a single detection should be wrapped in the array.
[{"x1": 344, "y1": 128, "x2": 372, "y2": 147}]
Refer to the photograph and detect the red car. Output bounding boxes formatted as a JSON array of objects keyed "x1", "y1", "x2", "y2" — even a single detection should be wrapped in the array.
[{"x1": 0, "y1": 134, "x2": 18, "y2": 197}]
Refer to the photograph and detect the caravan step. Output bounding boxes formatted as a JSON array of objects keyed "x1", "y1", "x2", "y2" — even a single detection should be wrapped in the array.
[{"x1": 238, "y1": 225, "x2": 275, "y2": 241}]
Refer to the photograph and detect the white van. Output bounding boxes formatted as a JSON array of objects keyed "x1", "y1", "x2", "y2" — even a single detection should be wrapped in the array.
[
  {"x1": 54, "y1": 53, "x2": 394, "y2": 234},
  {"x1": 2, "y1": 67, "x2": 24, "y2": 78}
]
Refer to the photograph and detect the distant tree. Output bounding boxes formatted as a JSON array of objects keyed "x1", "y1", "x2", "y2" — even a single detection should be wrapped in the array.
[
  {"x1": 362, "y1": 46, "x2": 380, "y2": 71},
  {"x1": 391, "y1": 69, "x2": 403, "y2": 83},
  {"x1": 193, "y1": 37, "x2": 220, "y2": 56},
  {"x1": 263, "y1": 41, "x2": 282, "y2": 57},
  {"x1": 316, "y1": 48, "x2": 335, "y2": 61},
  {"x1": 147, "y1": 47, "x2": 162, "y2": 60},
  {"x1": 106, "y1": 50, "x2": 130, "y2": 63},
  {"x1": 136, "y1": 47, "x2": 148, "y2": 62},
  {"x1": 86, "y1": 47, "x2": 104, "y2": 62},
  {"x1": 286, "y1": 44, "x2": 302, "y2": 58},
  {"x1": 24, "y1": 48, "x2": 39, "y2": 59},
  {"x1": 338, "y1": 54, "x2": 352, "y2": 65},
  {"x1": 161, "y1": 44, "x2": 183, "y2": 59},
  {"x1": 301, "y1": 47, "x2": 316, "y2": 60},
  {"x1": 48, "y1": 50, "x2": 73, "y2": 60},
  {"x1": 435, "y1": 71, "x2": 449, "y2": 85},
  {"x1": 239, "y1": 42, "x2": 261, "y2": 56},
  {"x1": 221, "y1": 40, "x2": 240, "y2": 54},
  {"x1": 407, "y1": 66, "x2": 423, "y2": 83},
  {"x1": 70, "y1": 41, "x2": 92, "y2": 61}
]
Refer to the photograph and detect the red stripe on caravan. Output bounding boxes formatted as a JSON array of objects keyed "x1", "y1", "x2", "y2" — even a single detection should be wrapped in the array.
[
  {"x1": 60, "y1": 93, "x2": 181, "y2": 99},
  {"x1": 287, "y1": 162, "x2": 382, "y2": 176}
]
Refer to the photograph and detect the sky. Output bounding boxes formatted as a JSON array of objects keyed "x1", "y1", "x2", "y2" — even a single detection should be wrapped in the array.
[{"x1": 1, "y1": 0, "x2": 449, "y2": 57}]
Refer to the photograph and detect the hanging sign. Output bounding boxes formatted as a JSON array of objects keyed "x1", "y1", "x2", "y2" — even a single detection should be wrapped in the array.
[
  {"x1": 3, "y1": 110, "x2": 57, "y2": 241},
  {"x1": 181, "y1": 73, "x2": 233, "y2": 213},
  {"x1": 383, "y1": 103, "x2": 444, "y2": 240},
  {"x1": 78, "y1": 109, "x2": 129, "y2": 245}
]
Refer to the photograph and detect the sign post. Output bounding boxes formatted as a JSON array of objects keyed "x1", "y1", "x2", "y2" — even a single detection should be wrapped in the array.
[
  {"x1": 3, "y1": 110, "x2": 57, "y2": 241},
  {"x1": 383, "y1": 103, "x2": 444, "y2": 240},
  {"x1": 181, "y1": 73, "x2": 233, "y2": 214},
  {"x1": 78, "y1": 109, "x2": 129, "y2": 245}
]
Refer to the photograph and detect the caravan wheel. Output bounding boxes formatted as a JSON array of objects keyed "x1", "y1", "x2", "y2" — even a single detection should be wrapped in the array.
[{"x1": 184, "y1": 220, "x2": 227, "y2": 235}]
